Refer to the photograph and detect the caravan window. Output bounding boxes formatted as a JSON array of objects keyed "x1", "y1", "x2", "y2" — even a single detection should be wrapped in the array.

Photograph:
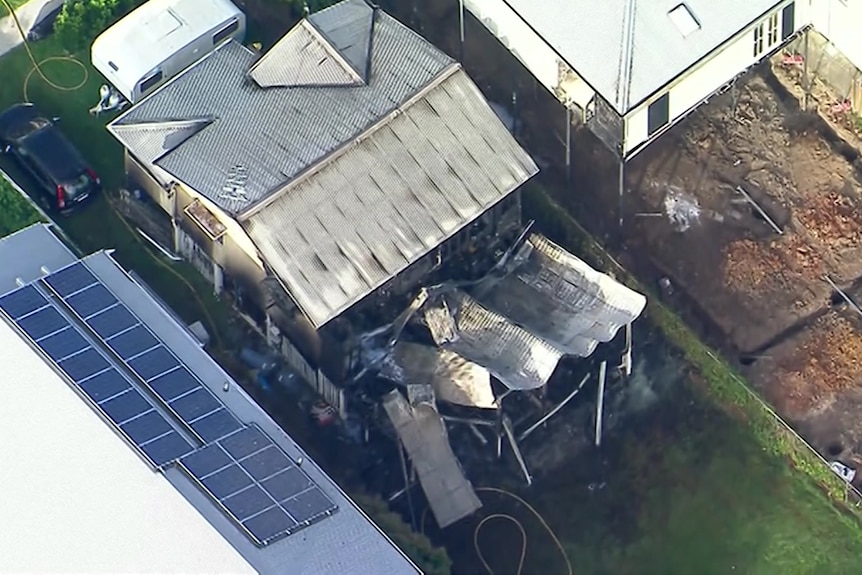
[
  {"x1": 139, "y1": 70, "x2": 163, "y2": 95},
  {"x1": 213, "y1": 20, "x2": 239, "y2": 46}
]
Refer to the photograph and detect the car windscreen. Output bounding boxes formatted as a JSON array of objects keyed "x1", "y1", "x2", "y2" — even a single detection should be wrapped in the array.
[
  {"x1": 8, "y1": 117, "x2": 51, "y2": 141},
  {"x1": 61, "y1": 172, "x2": 92, "y2": 199}
]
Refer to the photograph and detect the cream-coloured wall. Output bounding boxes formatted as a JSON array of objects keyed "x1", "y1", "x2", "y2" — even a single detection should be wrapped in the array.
[
  {"x1": 624, "y1": 1, "x2": 805, "y2": 156},
  {"x1": 464, "y1": 0, "x2": 593, "y2": 104},
  {"x1": 811, "y1": 0, "x2": 862, "y2": 71}
]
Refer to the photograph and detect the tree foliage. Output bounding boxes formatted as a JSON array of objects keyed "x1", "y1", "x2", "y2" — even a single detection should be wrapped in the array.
[
  {"x1": 352, "y1": 492, "x2": 452, "y2": 575},
  {"x1": 55, "y1": 0, "x2": 143, "y2": 51}
]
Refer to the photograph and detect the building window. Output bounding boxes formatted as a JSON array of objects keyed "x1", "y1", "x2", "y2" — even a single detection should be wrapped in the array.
[
  {"x1": 139, "y1": 70, "x2": 163, "y2": 95},
  {"x1": 781, "y1": 2, "x2": 795, "y2": 41},
  {"x1": 647, "y1": 93, "x2": 670, "y2": 136},
  {"x1": 767, "y1": 12, "x2": 779, "y2": 46},
  {"x1": 753, "y1": 23, "x2": 764, "y2": 58},
  {"x1": 213, "y1": 19, "x2": 239, "y2": 46},
  {"x1": 668, "y1": 4, "x2": 700, "y2": 38}
]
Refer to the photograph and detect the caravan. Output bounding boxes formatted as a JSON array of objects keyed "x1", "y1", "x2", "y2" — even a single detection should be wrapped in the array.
[{"x1": 91, "y1": 0, "x2": 245, "y2": 104}]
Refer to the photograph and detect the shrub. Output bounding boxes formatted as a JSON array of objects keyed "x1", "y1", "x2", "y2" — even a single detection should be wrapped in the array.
[
  {"x1": 55, "y1": 0, "x2": 142, "y2": 51},
  {"x1": 351, "y1": 492, "x2": 452, "y2": 575},
  {"x1": 0, "y1": 176, "x2": 43, "y2": 237}
]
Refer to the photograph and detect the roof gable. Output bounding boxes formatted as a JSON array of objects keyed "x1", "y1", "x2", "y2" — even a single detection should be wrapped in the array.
[
  {"x1": 308, "y1": 0, "x2": 376, "y2": 83},
  {"x1": 109, "y1": 3, "x2": 455, "y2": 215},
  {"x1": 109, "y1": 118, "x2": 214, "y2": 164},
  {"x1": 248, "y1": 20, "x2": 364, "y2": 88}
]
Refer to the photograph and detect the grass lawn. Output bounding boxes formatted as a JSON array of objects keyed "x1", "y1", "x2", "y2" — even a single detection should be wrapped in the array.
[
  {"x1": 2, "y1": 0, "x2": 29, "y2": 14},
  {"x1": 0, "y1": 174, "x2": 42, "y2": 235},
  {"x1": 0, "y1": 37, "x2": 233, "y2": 346},
  {"x1": 463, "y1": 185, "x2": 862, "y2": 575}
]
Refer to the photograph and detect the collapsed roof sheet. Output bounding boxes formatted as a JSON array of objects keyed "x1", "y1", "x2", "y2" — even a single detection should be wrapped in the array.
[
  {"x1": 473, "y1": 233, "x2": 646, "y2": 357},
  {"x1": 423, "y1": 289, "x2": 564, "y2": 391},
  {"x1": 380, "y1": 342, "x2": 495, "y2": 409}
]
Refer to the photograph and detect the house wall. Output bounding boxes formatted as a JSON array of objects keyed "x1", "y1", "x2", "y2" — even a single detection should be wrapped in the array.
[
  {"x1": 462, "y1": 0, "x2": 595, "y2": 108},
  {"x1": 623, "y1": 0, "x2": 806, "y2": 157},
  {"x1": 811, "y1": 0, "x2": 862, "y2": 72},
  {"x1": 124, "y1": 153, "x2": 267, "y2": 303}
]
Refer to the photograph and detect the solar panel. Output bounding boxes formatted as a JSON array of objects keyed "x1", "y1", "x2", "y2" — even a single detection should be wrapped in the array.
[
  {"x1": 66, "y1": 283, "x2": 118, "y2": 318},
  {"x1": 0, "y1": 285, "x2": 48, "y2": 319},
  {"x1": 39, "y1": 327, "x2": 89, "y2": 361},
  {"x1": 107, "y1": 325, "x2": 159, "y2": 360},
  {"x1": 19, "y1": 306, "x2": 67, "y2": 340},
  {"x1": 180, "y1": 425, "x2": 338, "y2": 546},
  {"x1": 191, "y1": 407, "x2": 243, "y2": 443},
  {"x1": 87, "y1": 305, "x2": 138, "y2": 339},
  {"x1": 43, "y1": 262, "x2": 97, "y2": 297},
  {"x1": 128, "y1": 345, "x2": 180, "y2": 381}
]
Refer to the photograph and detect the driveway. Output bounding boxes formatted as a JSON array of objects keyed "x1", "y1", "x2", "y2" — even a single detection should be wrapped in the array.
[{"x1": 0, "y1": 0, "x2": 62, "y2": 58}]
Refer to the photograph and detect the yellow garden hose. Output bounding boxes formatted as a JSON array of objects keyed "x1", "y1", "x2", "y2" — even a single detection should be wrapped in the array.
[
  {"x1": 2, "y1": 0, "x2": 223, "y2": 349},
  {"x1": 0, "y1": 0, "x2": 88, "y2": 101},
  {"x1": 422, "y1": 486, "x2": 574, "y2": 575}
]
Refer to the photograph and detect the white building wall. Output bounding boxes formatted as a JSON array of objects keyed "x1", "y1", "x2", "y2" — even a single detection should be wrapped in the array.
[
  {"x1": 811, "y1": 0, "x2": 862, "y2": 71},
  {"x1": 463, "y1": 0, "x2": 584, "y2": 97},
  {"x1": 624, "y1": 0, "x2": 806, "y2": 156}
]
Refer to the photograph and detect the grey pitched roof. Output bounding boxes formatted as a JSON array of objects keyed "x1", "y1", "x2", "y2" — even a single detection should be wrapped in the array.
[
  {"x1": 243, "y1": 68, "x2": 538, "y2": 328},
  {"x1": 110, "y1": 0, "x2": 454, "y2": 215},
  {"x1": 500, "y1": 0, "x2": 785, "y2": 113},
  {"x1": 309, "y1": 0, "x2": 375, "y2": 82}
]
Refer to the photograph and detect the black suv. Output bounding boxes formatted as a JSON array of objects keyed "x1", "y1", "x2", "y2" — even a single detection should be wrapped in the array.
[{"x1": 0, "y1": 103, "x2": 101, "y2": 212}]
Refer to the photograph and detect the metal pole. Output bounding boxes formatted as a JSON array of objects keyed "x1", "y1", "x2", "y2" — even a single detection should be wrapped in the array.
[
  {"x1": 595, "y1": 360, "x2": 607, "y2": 447},
  {"x1": 519, "y1": 373, "x2": 590, "y2": 441},
  {"x1": 566, "y1": 106, "x2": 572, "y2": 190},
  {"x1": 503, "y1": 415, "x2": 532, "y2": 486},
  {"x1": 803, "y1": 28, "x2": 810, "y2": 111},
  {"x1": 736, "y1": 185, "x2": 783, "y2": 234},
  {"x1": 458, "y1": 0, "x2": 465, "y2": 63},
  {"x1": 397, "y1": 442, "x2": 417, "y2": 530},
  {"x1": 618, "y1": 156, "x2": 625, "y2": 228}
]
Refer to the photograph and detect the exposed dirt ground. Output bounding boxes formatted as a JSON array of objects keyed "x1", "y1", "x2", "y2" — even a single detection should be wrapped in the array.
[{"x1": 623, "y1": 72, "x2": 862, "y2": 354}]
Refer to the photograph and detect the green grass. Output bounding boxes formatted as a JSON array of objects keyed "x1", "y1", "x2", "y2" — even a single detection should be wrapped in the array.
[
  {"x1": 504, "y1": 183, "x2": 862, "y2": 574},
  {"x1": 0, "y1": 37, "x2": 233, "y2": 344},
  {"x1": 1, "y1": 0, "x2": 28, "y2": 14},
  {"x1": 0, "y1": 175, "x2": 43, "y2": 235}
]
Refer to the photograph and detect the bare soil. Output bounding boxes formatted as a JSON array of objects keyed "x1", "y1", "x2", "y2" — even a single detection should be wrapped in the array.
[{"x1": 746, "y1": 309, "x2": 862, "y2": 462}]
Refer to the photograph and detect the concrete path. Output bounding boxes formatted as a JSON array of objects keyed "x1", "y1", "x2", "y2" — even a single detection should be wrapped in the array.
[{"x1": 0, "y1": 0, "x2": 59, "y2": 58}]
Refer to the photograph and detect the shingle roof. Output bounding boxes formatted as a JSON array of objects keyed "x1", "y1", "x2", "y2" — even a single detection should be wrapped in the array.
[
  {"x1": 499, "y1": 0, "x2": 785, "y2": 113},
  {"x1": 110, "y1": 0, "x2": 455, "y2": 214}
]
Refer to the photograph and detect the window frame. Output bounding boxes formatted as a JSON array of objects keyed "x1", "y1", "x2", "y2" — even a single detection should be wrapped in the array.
[
  {"x1": 753, "y1": 23, "x2": 764, "y2": 58},
  {"x1": 213, "y1": 19, "x2": 240, "y2": 46},
  {"x1": 647, "y1": 93, "x2": 670, "y2": 137},
  {"x1": 139, "y1": 70, "x2": 163, "y2": 95}
]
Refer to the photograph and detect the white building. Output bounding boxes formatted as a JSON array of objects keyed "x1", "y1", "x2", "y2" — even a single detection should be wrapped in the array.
[
  {"x1": 0, "y1": 224, "x2": 420, "y2": 575},
  {"x1": 462, "y1": 0, "x2": 859, "y2": 159}
]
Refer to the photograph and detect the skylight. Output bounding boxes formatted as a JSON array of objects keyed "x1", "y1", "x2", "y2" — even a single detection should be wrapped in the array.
[{"x1": 668, "y1": 4, "x2": 700, "y2": 37}]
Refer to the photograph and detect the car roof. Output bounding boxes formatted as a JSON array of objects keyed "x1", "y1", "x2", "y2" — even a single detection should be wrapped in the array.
[
  {"x1": 20, "y1": 126, "x2": 88, "y2": 183},
  {"x1": 0, "y1": 104, "x2": 40, "y2": 141}
]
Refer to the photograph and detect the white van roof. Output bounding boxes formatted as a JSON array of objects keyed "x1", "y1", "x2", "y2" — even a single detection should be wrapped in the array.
[{"x1": 91, "y1": 0, "x2": 242, "y2": 96}]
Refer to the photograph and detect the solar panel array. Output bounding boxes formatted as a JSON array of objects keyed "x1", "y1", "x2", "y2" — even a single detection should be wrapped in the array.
[
  {"x1": 181, "y1": 425, "x2": 338, "y2": 545},
  {"x1": 0, "y1": 283, "x2": 194, "y2": 467},
  {"x1": 0, "y1": 261, "x2": 338, "y2": 546}
]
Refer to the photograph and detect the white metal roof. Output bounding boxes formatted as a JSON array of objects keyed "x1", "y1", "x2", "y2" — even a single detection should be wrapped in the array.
[
  {"x1": 91, "y1": 0, "x2": 242, "y2": 92},
  {"x1": 498, "y1": 0, "x2": 785, "y2": 113},
  {"x1": 0, "y1": 222, "x2": 77, "y2": 294},
  {"x1": 0, "y1": 318, "x2": 256, "y2": 574}
]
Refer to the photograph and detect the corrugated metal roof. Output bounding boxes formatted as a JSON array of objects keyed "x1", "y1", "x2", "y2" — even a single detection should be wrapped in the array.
[
  {"x1": 498, "y1": 0, "x2": 785, "y2": 113},
  {"x1": 243, "y1": 69, "x2": 538, "y2": 329},
  {"x1": 382, "y1": 389, "x2": 482, "y2": 528},
  {"x1": 472, "y1": 233, "x2": 647, "y2": 357},
  {"x1": 109, "y1": 2, "x2": 455, "y2": 214},
  {"x1": 308, "y1": 0, "x2": 376, "y2": 82},
  {"x1": 110, "y1": 119, "x2": 214, "y2": 164},
  {"x1": 424, "y1": 289, "x2": 564, "y2": 391},
  {"x1": 0, "y1": 223, "x2": 77, "y2": 294},
  {"x1": 248, "y1": 20, "x2": 362, "y2": 88}
]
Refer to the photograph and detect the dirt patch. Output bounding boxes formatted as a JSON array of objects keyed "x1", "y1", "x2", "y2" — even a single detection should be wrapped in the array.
[{"x1": 746, "y1": 310, "x2": 862, "y2": 461}]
